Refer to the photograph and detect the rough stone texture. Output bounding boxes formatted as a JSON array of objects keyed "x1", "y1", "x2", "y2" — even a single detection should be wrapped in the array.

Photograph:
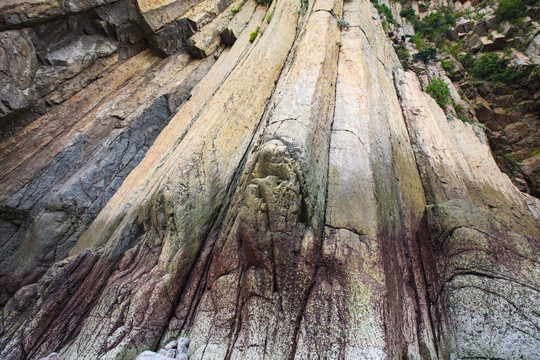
[
  {"x1": 220, "y1": 0, "x2": 257, "y2": 45},
  {"x1": 139, "y1": 0, "x2": 236, "y2": 56},
  {"x1": 186, "y1": 0, "x2": 242, "y2": 58},
  {"x1": 395, "y1": 69, "x2": 540, "y2": 360},
  {"x1": 0, "y1": 49, "x2": 218, "y2": 307},
  {"x1": 0, "y1": 0, "x2": 148, "y2": 136},
  {"x1": 0, "y1": 0, "x2": 121, "y2": 29},
  {"x1": 525, "y1": 32, "x2": 540, "y2": 64},
  {"x1": 0, "y1": 0, "x2": 64, "y2": 29},
  {"x1": 0, "y1": 0, "x2": 539, "y2": 360},
  {"x1": 0, "y1": 30, "x2": 38, "y2": 120}
]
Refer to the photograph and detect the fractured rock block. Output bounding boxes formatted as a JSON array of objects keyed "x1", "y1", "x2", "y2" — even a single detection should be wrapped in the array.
[
  {"x1": 146, "y1": 17, "x2": 196, "y2": 56},
  {"x1": 0, "y1": 30, "x2": 38, "y2": 120},
  {"x1": 464, "y1": 33, "x2": 482, "y2": 52},
  {"x1": 525, "y1": 33, "x2": 540, "y2": 63},
  {"x1": 0, "y1": 0, "x2": 64, "y2": 29},
  {"x1": 220, "y1": 0, "x2": 257, "y2": 45},
  {"x1": 474, "y1": 20, "x2": 488, "y2": 36},
  {"x1": 187, "y1": 0, "x2": 242, "y2": 58},
  {"x1": 479, "y1": 36, "x2": 494, "y2": 51},
  {"x1": 140, "y1": 0, "x2": 236, "y2": 56},
  {"x1": 491, "y1": 31, "x2": 506, "y2": 49},
  {"x1": 500, "y1": 21, "x2": 517, "y2": 37},
  {"x1": 456, "y1": 18, "x2": 473, "y2": 33}
]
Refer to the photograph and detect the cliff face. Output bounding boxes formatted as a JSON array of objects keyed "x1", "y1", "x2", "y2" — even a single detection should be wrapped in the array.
[{"x1": 0, "y1": 0, "x2": 538, "y2": 359}]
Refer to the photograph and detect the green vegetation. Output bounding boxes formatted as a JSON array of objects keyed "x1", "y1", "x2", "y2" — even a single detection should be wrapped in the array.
[
  {"x1": 338, "y1": 18, "x2": 351, "y2": 30},
  {"x1": 370, "y1": 0, "x2": 398, "y2": 26},
  {"x1": 416, "y1": 10, "x2": 456, "y2": 40},
  {"x1": 454, "y1": 103, "x2": 469, "y2": 122},
  {"x1": 411, "y1": 35, "x2": 425, "y2": 50},
  {"x1": 394, "y1": 43, "x2": 410, "y2": 60},
  {"x1": 504, "y1": 152, "x2": 521, "y2": 163},
  {"x1": 471, "y1": 52, "x2": 526, "y2": 83},
  {"x1": 249, "y1": 26, "x2": 260, "y2": 42},
  {"x1": 399, "y1": 7, "x2": 416, "y2": 20},
  {"x1": 401, "y1": 8, "x2": 456, "y2": 43},
  {"x1": 473, "y1": 11, "x2": 486, "y2": 21},
  {"x1": 449, "y1": 42, "x2": 463, "y2": 57},
  {"x1": 231, "y1": 0, "x2": 248, "y2": 15},
  {"x1": 495, "y1": 0, "x2": 527, "y2": 22},
  {"x1": 440, "y1": 58, "x2": 455, "y2": 73},
  {"x1": 531, "y1": 148, "x2": 540, "y2": 157},
  {"x1": 256, "y1": 0, "x2": 272, "y2": 6},
  {"x1": 458, "y1": 53, "x2": 476, "y2": 70},
  {"x1": 413, "y1": 47, "x2": 438, "y2": 63},
  {"x1": 426, "y1": 79, "x2": 451, "y2": 107},
  {"x1": 267, "y1": 4, "x2": 276, "y2": 23}
]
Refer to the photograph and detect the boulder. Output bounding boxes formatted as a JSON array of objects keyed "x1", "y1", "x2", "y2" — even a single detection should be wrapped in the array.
[{"x1": 485, "y1": 13, "x2": 497, "y2": 28}]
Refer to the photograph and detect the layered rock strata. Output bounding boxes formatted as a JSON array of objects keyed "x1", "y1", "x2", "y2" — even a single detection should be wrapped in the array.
[{"x1": 0, "y1": 0, "x2": 538, "y2": 359}]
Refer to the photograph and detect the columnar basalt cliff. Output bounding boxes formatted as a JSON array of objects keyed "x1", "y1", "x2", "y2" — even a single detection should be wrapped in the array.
[{"x1": 0, "y1": 0, "x2": 538, "y2": 359}]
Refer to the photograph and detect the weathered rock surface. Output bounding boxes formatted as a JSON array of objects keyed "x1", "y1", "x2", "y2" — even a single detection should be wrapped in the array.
[
  {"x1": 395, "y1": 69, "x2": 540, "y2": 360},
  {"x1": 0, "y1": 0, "x2": 538, "y2": 360},
  {"x1": 0, "y1": 30, "x2": 38, "y2": 119}
]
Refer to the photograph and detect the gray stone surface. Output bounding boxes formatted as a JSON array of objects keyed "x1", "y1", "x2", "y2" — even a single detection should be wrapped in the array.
[{"x1": 0, "y1": 30, "x2": 38, "y2": 119}]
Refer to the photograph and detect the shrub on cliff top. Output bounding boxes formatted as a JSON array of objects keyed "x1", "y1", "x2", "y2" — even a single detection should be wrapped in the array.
[
  {"x1": 413, "y1": 47, "x2": 438, "y2": 63},
  {"x1": 472, "y1": 53, "x2": 509, "y2": 79},
  {"x1": 413, "y1": 10, "x2": 456, "y2": 41},
  {"x1": 458, "y1": 53, "x2": 476, "y2": 70},
  {"x1": 470, "y1": 52, "x2": 526, "y2": 83},
  {"x1": 495, "y1": 0, "x2": 526, "y2": 22},
  {"x1": 400, "y1": 7, "x2": 416, "y2": 20},
  {"x1": 371, "y1": 0, "x2": 398, "y2": 26},
  {"x1": 426, "y1": 79, "x2": 451, "y2": 107}
]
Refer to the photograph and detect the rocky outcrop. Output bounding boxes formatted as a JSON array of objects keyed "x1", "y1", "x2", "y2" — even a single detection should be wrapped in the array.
[
  {"x1": 0, "y1": 0, "x2": 538, "y2": 359},
  {"x1": 396, "y1": 68, "x2": 540, "y2": 359}
]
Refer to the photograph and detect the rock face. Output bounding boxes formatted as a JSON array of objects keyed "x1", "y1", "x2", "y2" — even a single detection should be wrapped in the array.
[{"x1": 0, "y1": 0, "x2": 538, "y2": 360}]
